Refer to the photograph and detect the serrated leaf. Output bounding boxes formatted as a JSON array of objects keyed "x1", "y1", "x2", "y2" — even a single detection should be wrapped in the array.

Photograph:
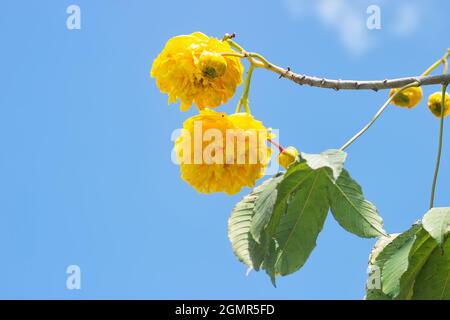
[
  {"x1": 369, "y1": 234, "x2": 399, "y2": 266},
  {"x1": 264, "y1": 162, "x2": 313, "y2": 237},
  {"x1": 412, "y1": 237, "x2": 450, "y2": 299},
  {"x1": 300, "y1": 149, "x2": 347, "y2": 180},
  {"x1": 374, "y1": 225, "x2": 419, "y2": 269},
  {"x1": 263, "y1": 238, "x2": 279, "y2": 287},
  {"x1": 365, "y1": 224, "x2": 420, "y2": 300},
  {"x1": 328, "y1": 170, "x2": 386, "y2": 238},
  {"x1": 365, "y1": 222, "x2": 447, "y2": 300},
  {"x1": 397, "y1": 229, "x2": 437, "y2": 299},
  {"x1": 228, "y1": 179, "x2": 275, "y2": 270},
  {"x1": 382, "y1": 234, "x2": 416, "y2": 297},
  {"x1": 250, "y1": 173, "x2": 284, "y2": 243},
  {"x1": 422, "y1": 207, "x2": 450, "y2": 247},
  {"x1": 270, "y1": 169, "x2": 330, "y2": 276},
  {"x1": 259, "y1": 150, "x2": 346, "y2": 279}
]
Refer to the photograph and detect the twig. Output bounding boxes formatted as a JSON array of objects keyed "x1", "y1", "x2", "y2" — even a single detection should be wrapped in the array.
[
  {"x1": 251, "y1": 59, "x2": 450, "y2": 91},
  {"x1": 340, "y1": 81, "x2": 420, "y2": 151}
]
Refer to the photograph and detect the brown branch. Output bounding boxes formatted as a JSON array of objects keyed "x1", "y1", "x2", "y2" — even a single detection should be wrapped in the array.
[{"x1": 251, "y1": 60, "x2": 450, "y2": 91}]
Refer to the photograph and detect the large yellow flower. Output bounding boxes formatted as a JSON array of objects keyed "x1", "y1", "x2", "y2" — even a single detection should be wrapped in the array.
[
  {"x1": 151, "y1": 32, "x2": 244, "y2": 111},
  {"x1": 175, "y1": 109, "x2": 272, "y2": 195}
]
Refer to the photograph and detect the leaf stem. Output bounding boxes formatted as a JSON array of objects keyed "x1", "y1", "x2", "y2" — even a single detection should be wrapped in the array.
[
  {"x1": 339, "y1": 81, "x2": 420, "y2": 151},
  {"x1": 429, "y1": 83, "x2": 448, "y2": 209}
]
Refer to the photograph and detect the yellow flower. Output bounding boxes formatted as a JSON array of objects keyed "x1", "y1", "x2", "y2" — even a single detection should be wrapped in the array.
[
  {"x1": 389, "y1": 87, "x2": 423, "y2": 108},
  {"x1": 277, "y1": 146, "x2": 299, "y2": 169},
  {"x1": 175, "y1": 109, "x2": 272, "y2": 195},
  {"x1": 428, "y1": 91, "x2": 450, "y2": 118},
  {"x1": 151, "y1": 32, "x2": 244, "y2": 111}
]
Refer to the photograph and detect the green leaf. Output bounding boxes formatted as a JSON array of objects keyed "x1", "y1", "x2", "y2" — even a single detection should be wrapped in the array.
[
  {"x1": 412, "y1": 237, "x2": 450, "y2": 299},
  {"x1": 260, "y1": 150, "x2": 347, "y2": 278},
  {"x1": 422, "y1": 207, "x2": 450, "y2": 247},
  {"x1": 328, "y1": 170, "x2": 386, "y2": 238},
  {"x1": 397, "y1": 229, "x2": 437, "y2": 299},
  {"x1": 250, "y1": 173, "x2": 284, "y2": 243},
  {"x1": 368, "y1": 234, "x2": 399, "y2": 266},
  {"x1": 366, "y1": 235, "x2": 397, "y2": 300},
  {"x1": 269, "y1": 166, "x2": 330, "y2": 276},
  {"x1": 265, "y1": 150, "x2": 347, "y2": 238},
  {"x1": 231, "y1": 149, "x2": 383, "y2": 285},
  {"x1": 228, "y1": 178, "x2": 276, "y2": 270},
  {"x1": 365, "y1": 225, "x2": 420, "y2": 299},
  {"x1": 381, "y1": 234, "x2": 416, "y2": 297},
  {"x1": 263, "y1": 238, "x2": 280, "y2": 287},
  {"x1": 365, "y1": 289, "x2": 392, "y2": 300},
  {"x1": 365, "y1": 222, "x2": 446, "y2": 300},
  {"x1": 301, "y1": 149, "x2": 347, "y2": 180}
]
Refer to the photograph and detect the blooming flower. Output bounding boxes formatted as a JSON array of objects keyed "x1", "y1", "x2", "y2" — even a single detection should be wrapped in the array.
[
  {"x1": 151, "y1": 32, "x2": 244, "y2": 111},
  {"x1": 175, "y1": 109, "x2": 272, "y2": 194}
]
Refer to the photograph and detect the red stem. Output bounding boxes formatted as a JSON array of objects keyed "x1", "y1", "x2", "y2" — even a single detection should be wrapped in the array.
[{"x1": 267, "y1": 138, "x2": 285, "y2": 152}]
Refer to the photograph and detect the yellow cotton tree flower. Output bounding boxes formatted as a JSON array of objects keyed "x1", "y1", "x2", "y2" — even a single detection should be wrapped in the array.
[
  {"x1": 389, "y1": 87, "x2": 423, "y2": 108},
  {"x1": 428, "y1": 91, "x2": 450, "y2": 118},
  {"x1": 277, "y1": 146, "x2": 299, "y2": 169},
  {"x1": 151, "y1": 32, "x2": 244, "y2": 111},
  {"x1": 175, "y1": 109, "x2": 272, "y2": 195}
]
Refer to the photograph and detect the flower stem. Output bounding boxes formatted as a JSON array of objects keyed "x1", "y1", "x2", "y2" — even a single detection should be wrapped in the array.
[
  {"x1": 267, "y1": 138, "x2": 285, "y2": 152},
  {"x1": 236, "y1": 64, "x2": 255, "y2": 114},
  {"x1": 429, "y1": 83, "x2": 448, "y2": 209},
  {"x1": 220, "y1": 52, "x2": 246, "y2": 58},
  {"x1": 422, "y1": 48, "x2": 450, "y2": 76},
  {"x1": 339, "y1": 81, "x2": 420, "y2": 151},
  {"x1": 226, "y1": 39, "x2": 245, "y2": 53},
  {"x1": 247, "y1": 52, "x2": 272, "y2": 67}
]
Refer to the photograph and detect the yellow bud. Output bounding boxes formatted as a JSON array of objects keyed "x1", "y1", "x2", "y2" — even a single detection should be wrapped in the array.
[
  {"x1": 428, "y1": 91, "x2": 450, "y2": 118},
  {"x1": 277, "y1": 146, "x2": 299, "y2": 169},
  {"x1": 389, "y1": 87, "x2": 423, "y2": 108},
  {"x1": 198, "y1": 51, "x2": 227, "y2": 79}
]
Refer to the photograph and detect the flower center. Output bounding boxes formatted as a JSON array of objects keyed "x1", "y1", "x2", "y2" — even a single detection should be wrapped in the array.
[
  {"x1": 394, "y1": 92, "x2": 410, "y2": 105},
  {"x1": 198, "y1": 51, "x2": 227, "y2": 79},
  {"x1": 432, "y1": 102, "x2": 443, "y2": 115}
]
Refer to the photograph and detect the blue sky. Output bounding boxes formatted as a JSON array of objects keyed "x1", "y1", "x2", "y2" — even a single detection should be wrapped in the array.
[{"x1": 0, "y1": 0, "x2": 449, "y2": 299}]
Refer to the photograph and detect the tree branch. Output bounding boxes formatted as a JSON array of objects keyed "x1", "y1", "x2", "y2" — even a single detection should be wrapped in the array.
[{"x1": 251, "y1": 60, "x2": 450, "y2": 91}]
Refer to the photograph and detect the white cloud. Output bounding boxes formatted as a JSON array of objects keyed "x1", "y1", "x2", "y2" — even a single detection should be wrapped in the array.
[
  {"x1": 284, "y1": 0, "x2": 422, "y2": 56},
  {"x1": 285, "y1": 0, "x2": 373, "y2": 56},
  {"x1": 392, "y1": 3, "x2": 420, "y2": 36}
]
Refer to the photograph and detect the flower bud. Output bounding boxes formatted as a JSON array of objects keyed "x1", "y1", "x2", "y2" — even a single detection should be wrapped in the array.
[
  {"x1": 428, "y1": 91, "x2": 450, "y2": 118},
  {"x1": 389, "y1": 87, "x2": 423, "y2": 108},
  {"x1": 278, "y1": 146, "x2": 299, "y2": 169}
]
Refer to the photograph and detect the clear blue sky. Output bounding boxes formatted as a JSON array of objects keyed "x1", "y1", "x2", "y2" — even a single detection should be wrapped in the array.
[{"x1": 0, "y1": 0, "x2": 449, "y2": 299}]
